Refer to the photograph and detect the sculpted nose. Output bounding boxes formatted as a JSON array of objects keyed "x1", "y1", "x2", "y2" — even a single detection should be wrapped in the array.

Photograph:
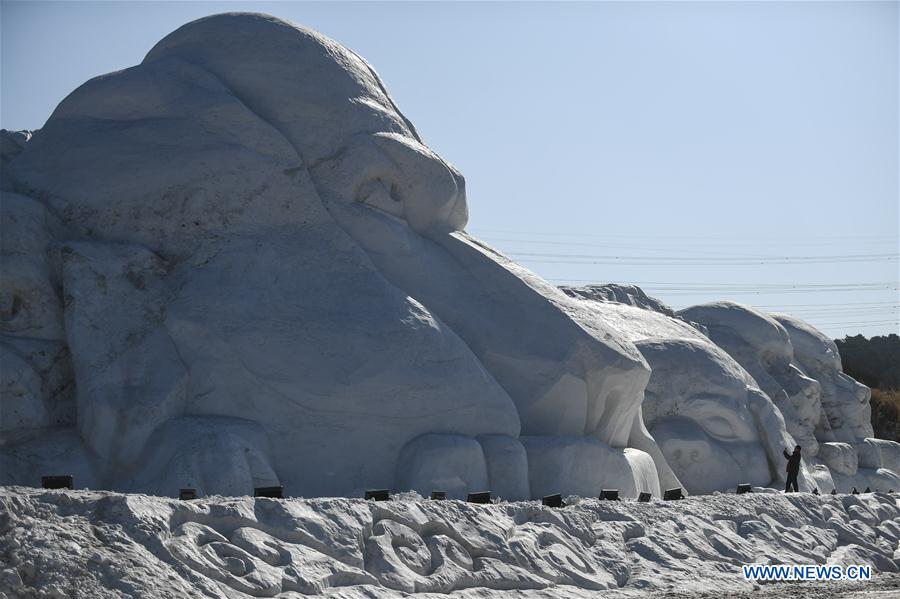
[
  {"x1": 667, "y1": 439, "x2": 711, "y2": 469},
  {"x1": 371, "y1": 132, "x2": 467, "y2": 233},
  {"x1": 785, "y1": 365, "x2": 821, "y2": 403},
  {"x1": 837, "y1": 373, "x2": 870, "y2": 403},
  {"x1": 443, "y1": 162, "x2": 468, "y2": 230},
  {"x1": 800, "y1": 374, "x2": 820, "y2": 400}
]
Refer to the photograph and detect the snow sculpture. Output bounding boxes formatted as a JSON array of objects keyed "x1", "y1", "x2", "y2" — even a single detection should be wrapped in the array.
[
  {"x1": 772, "y1": 314, "x2": 873, "y2": 443},
  {"x1": 682, "y1": 302, "x2": 900, "y2": 492},
  {"x1": 1, "y1": 13, "x2": 656, "y2": 498},
  {"x1": 1, "y1": 193, "x2": 68, "y2": 435},
  {"x1": 678, "y1": 303, "x2": 822, "y2": 458},
  {"x1": 563, "y1": 286, "x2": 809, "y2": 494},
  {"x1": 636, "y1": 339, "x2": 802, "y2": 493},
  {"x1": 2, "y1": 12, "x2": 893, "y2": 500},
  {"x1": 774, "y1": 313, "x2": 900, "y2": 491},
  {"x1": 0, "y1": 129, "x2": 31, "y2": 172},
  {"x1": 561, "y1": 283, "x2": 681, "y2": 319}
]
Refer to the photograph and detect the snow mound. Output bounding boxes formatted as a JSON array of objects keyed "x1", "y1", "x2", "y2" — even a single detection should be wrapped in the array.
[
  {"x1": 2, "y1": 486, "x2": 900, "y2": 598},
  {"x1": 562, "y1": 283, "x2": 680, "y2": 318}
]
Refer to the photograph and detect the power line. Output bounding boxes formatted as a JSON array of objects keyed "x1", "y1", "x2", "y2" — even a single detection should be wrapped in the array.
[
  {"x1": 784, "y1": 314, "x2": 898, "y2": 321},
  {"x1": 485, "y1": 237, "x2": 782, "y2": 258},
  {"x1": 787, "y1": 310, "x2": 900, "y2": 319},
  {"x1": 652, "y1": 289, "x2": 897, "y2": 296},
  {"x1": 774, "y1": 305, "x2": 899, "y2": 312},
  {"x1": 550, "y1": 280, "x2": 896, "y2": 287},
  {"x1": 470, "y1": 228, "x2": 897, "y2": 242},
  {"x1": 552, "y1": 286, "x2": 898, "y2": 299},
  {"x1": 751, "y1": 302, "x2": 899, "y2": 308},
  {"x1": 793, "y1": 314, "x2": 899, "y2": 323},
  {"x1": 480, "y1": 236, "x2": 899, "y2": 256},
  {"x1": 799, "y1": 320, "x2": 898, "y2": 327},
  {"x1": 512, "y1": 252, "x2": 898, "y2": 266},
  {"x1": 549, "y1": 280, "x2": 898, "y2": 295}
]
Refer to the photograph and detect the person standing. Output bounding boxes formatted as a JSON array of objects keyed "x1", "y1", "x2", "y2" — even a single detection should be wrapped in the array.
[{"x1": 783, "y1": 445, "x2": 801, "y2": 492}]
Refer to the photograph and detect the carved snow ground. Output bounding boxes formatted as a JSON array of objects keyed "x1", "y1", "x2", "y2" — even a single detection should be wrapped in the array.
[{"x1": 2, "y1": 486, "x2": 900, "y2": 598}]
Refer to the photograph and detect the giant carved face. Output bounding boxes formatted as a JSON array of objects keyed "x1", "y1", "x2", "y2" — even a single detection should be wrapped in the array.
[
  {"x1": 3, "y1": 13, "x2": 517, "y2": 496},
  {"x1": 143, "y1": 13, "x2": 470, "y2": 237},
  {"x1": 562, "y1": 291, "x2": 794, "y2": 494},
  {"x1": 636, "y1": 338, "x2": 773, "y2": 493},
  {"x1": 137, "y1": 13, "x2": 651, "y2": 449},
  {"x1": 772, "y1": 314, "x2": 872, "y2": 443},
  {"x1": 679, "y1": 302, "x2": 822, "y2": 456},
  {"x1": 3, "y1": 13, "x2": 652, "y2": 498}
]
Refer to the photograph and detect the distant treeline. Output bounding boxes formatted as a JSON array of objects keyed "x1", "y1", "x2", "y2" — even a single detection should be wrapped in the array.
[
  {"x1": 835, "y1": 334, "x2": 900, "y2": 389},
  {"x1": 835, "y1": 333, "x2": 900, "y2": 442}
]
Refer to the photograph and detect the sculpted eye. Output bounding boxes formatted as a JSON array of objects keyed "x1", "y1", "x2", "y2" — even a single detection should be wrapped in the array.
[
  {"x1": 388, "y1": 181, "x2": 403, "y2": 202},
  {"x1": 356, "y1": 177, "x2": 385, "y2": 203},
  {"x1": 0, "y1": 293, "x2": 23, "y2": 323},
  {"x1": 355, "y1": 178, "x2": 403, "y2": 204},
  {"x1": 700, "y1": 416, "x2": 736, "y2": 439},
  {"x1": 679, "y1": 395, "x2": 751, "y2": 440},
  {"x1": 353, "y1": 176, "x2": 406, "y2": 220}
]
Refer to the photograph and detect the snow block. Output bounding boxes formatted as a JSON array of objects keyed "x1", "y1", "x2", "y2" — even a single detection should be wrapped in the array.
[
  {"x1": 395, "y1": 434, "x2": 489, "y2": 500},
  {"x1": 521, "y1": 436, "x2": 659, "y2": 499},
  {"x1": 820, "y1": 442, "x2": 858, "y2": 476},
  {"x1": 478, "y1": 434, "x2": 531, "y2": 500}
]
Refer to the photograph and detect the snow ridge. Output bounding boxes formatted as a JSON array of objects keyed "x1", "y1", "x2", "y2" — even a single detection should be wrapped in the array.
[{"x1": 2, "y1": 486, "x2": 900, "y2": 597}]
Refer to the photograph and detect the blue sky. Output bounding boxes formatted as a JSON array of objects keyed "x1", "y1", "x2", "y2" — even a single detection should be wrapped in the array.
[{"x1": 2, "y1": 1, "x2": 898, "y2": 338}]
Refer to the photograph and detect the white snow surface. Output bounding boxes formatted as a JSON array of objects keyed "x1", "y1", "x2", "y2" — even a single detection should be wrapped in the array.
[{"x1": 3, "y1": 486, "x2": 900, "y2": 598}]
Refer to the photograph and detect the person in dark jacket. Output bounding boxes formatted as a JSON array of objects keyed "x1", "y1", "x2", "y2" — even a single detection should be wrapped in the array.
[{"x1": 783, "y1": 445, "x2": 801, "y2": 492}]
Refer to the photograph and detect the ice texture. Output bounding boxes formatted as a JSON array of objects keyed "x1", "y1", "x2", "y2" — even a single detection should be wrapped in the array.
[{"x1": 3, "y1": 486, "x2": 900, "y2": 597}]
